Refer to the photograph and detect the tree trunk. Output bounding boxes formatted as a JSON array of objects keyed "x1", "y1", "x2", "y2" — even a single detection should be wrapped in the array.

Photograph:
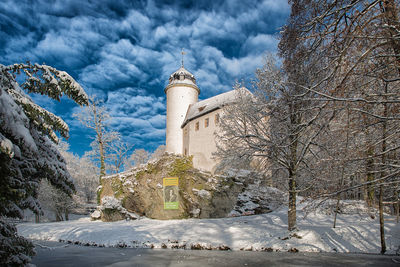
[
  {"x1": 397, "y1": 198, "x2": 399, "y2": 224},
  {"x1": 378, "y1": 82, "x2": 388, "y2": 254},
  {"x1": 93, "y1": 101, "x2": 106, "y2": 180},
  {"x1": 288, "y1": 172, "x2": 297, "y2": 231},
  {"x1": 333, "y1": 195, "x2": 340, "y2": 228},
  {"x1": 55, "y1": 210, "x2": 63, "y2": 222},
  {"x1": 334, "y1": 107, "x2": 350, "y2": 228},
  {"x1": 379, "y1": 184, "x2": 386, "y2": 254},
  {"x1": 287, "y1": 101, "x2": 299, "y2": 232},
  {"x1": 382, "y1": 0, "x2": 400, "y2": 74},
  {"x1": 365, "y1": 143, "x2": 375, "y2": 207},
  {"x1": 99, "y1": 139, "x2": 106, "y2": 179},
  {"x1": 65, "y1": 209, "x2": 69, "y2": 221}
]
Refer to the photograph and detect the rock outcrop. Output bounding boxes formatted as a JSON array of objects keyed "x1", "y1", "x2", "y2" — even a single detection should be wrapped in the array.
[{"x1": 93, "y1": 154, "x2": 282, "y2": 221}]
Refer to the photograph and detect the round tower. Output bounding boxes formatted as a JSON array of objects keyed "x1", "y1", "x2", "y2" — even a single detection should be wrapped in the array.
[{"x1": 165, "y1": 66, "x2": 199, "y2": 154}]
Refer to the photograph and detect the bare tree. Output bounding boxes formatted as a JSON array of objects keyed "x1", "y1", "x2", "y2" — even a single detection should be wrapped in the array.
[
  {"x1": 150, "y1": 145, "x2": 166, "y2": 161},
  {"x1": 73, "y1": 96, "x2": 111, "y2": 179},
  {"x1": 216, "y1": 55, "x2": 333, "y2": 231},
  {"x1": 108, "y1": 136, "x2": 133, "y2": 173},
  {"x1": 38, "y1": 179, "x2": 75, "y2": 221},
  {"x1": 74, "y1": 156, "x2": 99, "y2": 203},
  {"x1": 126, "y1": 149, "x2": 150, "y2": 169},
  {"x1": 279, "y1": 0, "x2": 400, "y2": 253},
  {"x1": 58, "y1": 141, "x2": 98, "y2": 204}
]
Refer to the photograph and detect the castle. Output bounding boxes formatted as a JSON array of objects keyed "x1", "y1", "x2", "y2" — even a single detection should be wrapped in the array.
[{"x1": 164, "y1": 62, "x2": 238, "y2": 173}]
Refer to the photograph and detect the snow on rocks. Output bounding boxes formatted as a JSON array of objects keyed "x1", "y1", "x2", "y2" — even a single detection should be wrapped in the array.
[
  {"x1": 229, "y1": 184, "x2": 285, "y2": 216},
  {"x1": 192, "y1": 189, "x2": 211, "y2": 199},
  {"x1": 90, "y1": 196, "x2": 140, "y2": 222},
  {"x1": 101, "y1": 196, "x2": 121, "y2": 209},
  {"x1": 90, "y1": 210, "x2": 101, "y2": 220}
]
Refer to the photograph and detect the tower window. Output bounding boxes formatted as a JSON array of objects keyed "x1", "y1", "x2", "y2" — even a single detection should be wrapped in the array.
[
  {"x1": 215, "y1": 113, "x2": 220, "y2": 125},
  {"x1": 205, "y1": 118, "x2": 209, "y2": 128},
  {"x1": 195, "y1": 121, "x2": 199, "y2": 131}
]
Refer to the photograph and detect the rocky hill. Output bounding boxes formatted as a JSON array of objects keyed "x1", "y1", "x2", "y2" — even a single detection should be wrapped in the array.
[{"x1": 92, "y1": 154, "x2": 284, "y2": 221}]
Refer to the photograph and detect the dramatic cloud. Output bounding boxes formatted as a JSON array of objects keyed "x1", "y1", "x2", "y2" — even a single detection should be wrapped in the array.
[{"x1": 0, "y1": 0, "x2": 290, "y2": 155}]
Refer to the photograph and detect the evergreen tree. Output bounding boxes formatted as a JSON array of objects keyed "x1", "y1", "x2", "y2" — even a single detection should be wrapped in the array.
[{"x1": 0, "y1": 63, "x2": 88, "y2": 265}]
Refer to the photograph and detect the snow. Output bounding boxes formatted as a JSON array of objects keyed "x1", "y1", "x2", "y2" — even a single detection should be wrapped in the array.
[
  {"x1": 0, "y1": 84, "x2": 38, "y2": 153},
  {"x1": 90, "y1": 210, "x2": 101, "y2": 220},
  {"x1": 192, "y1": 189, "x2": 211, "y2": 199},
  {"x1": 0, "y1": 133, "x2": 14, "y2": 157},
  {"x1": 182, "y1": 88, "x2": 250, "y2": 128},
  {"x1": 101, "y1": 196, "x2": 121, "y2": 209},
  {"x1": 17, "y1": 203, "x2": 400, "y2": 253}
]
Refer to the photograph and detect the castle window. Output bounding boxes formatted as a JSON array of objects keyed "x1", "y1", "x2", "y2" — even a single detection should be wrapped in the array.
[
  {"x1": 205, "y1": 118, "x2": 209, "y2": 128},
  {"x1": 215, "y1": 113, "x2": 220, "y2": 125},
  {"x1": 195, "y1": 121, "x2": 199, "y2": 131}
]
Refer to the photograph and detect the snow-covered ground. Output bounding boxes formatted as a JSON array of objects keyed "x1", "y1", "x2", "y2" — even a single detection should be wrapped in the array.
[{"x1": 17, "y1": 203, "x2": 400, "y2": 254}]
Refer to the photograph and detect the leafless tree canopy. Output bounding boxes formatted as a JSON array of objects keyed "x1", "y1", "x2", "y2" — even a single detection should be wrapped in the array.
[{"x1": 216, "y1": 1, "x2": 400, "y2": 242}]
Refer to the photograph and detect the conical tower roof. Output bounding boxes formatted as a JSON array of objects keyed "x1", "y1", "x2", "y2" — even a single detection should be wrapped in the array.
[
  {"x1": 168, "y1": 66, "x2": 197, "y2": 85},
  {"x1": 165, "y1": 65, "x2": 200, "y2": 94}
]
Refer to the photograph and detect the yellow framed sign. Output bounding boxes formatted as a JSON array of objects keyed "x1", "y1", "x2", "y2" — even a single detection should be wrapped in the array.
[{"x1": 163, "y1": 177, "x2": 179, "y2": 210}]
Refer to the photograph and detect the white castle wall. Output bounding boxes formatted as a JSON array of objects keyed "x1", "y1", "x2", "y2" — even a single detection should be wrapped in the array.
[
  {"x1": 165, "y1": 83, "x2": 198, "y2": 154},
  {"x1": 182, "y1": 109, "x2": 221, "y2": 173}
]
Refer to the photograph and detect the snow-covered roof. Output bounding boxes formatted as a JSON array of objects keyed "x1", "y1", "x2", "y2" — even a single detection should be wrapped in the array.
[{"x1": 181, "y1": 88, "x2": 249, "y2": 128}]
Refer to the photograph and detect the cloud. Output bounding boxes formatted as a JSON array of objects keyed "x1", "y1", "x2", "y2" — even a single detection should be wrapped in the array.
[
  {"x1": 242, "y1": 34, "x2": 279, "y2": 55},
  {"x1": 104, "y1": 87, "x2": 166, "y2": 148},
  {"x1": 0, "y1": 0, "x2": 290, "y2": 155}
]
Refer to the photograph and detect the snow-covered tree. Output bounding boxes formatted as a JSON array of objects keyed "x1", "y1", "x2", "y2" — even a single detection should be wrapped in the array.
[
  {"x1": 73, "y1": 97, "x2": 112, "y2": 179},
  {"x1": 278, "y1": 0, "x2": 400, "y2": 253},
  {"x1": 72, "y1": 155, "x2": 99, "y2": 203},
  {"x1": 38, "y1": 179, "x2": 76, "y2": 221},
  {"x1": 150, "y1": 145, "x2": 166, "y2": 161},
  {"x1": 59, "y1": 142, "x2": 98, "y2": 204},
  {"x1": 0, "y1": 63, "x2": 88, "y2": 265},
  {"x1": 108, "y1": 136, "x2": 133, "y2": 173},
  {"x1": 126, "y1": 148, "x2": 149, "y2": 169},
  {"x1": 216, "y1": 54, "x2": 333, "y2": 231}
]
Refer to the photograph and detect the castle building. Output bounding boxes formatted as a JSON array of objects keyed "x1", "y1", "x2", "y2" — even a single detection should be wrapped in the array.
[{"x1": 165, "y1": 63, "x2": 239, "y2": 173}]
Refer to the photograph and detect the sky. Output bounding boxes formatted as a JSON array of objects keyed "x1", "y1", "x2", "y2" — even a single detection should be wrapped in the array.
[{"x1": 0, "y1": 0, "x2": 290, "y2": 156}]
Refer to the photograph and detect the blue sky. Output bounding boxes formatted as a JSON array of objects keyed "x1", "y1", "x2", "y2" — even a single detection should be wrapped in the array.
[{"x1": 0, "y1": 0, "x2": 290, "y2": 156}]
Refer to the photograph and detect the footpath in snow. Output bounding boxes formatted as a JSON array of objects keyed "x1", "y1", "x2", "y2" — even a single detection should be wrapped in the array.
[{"x1": 17, "y1": 205, "x2": 400, "y2": 254}]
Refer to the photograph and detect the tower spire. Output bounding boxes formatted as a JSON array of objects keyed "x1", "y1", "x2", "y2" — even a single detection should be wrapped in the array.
[{"x1": 181, "y1": 48, "x2": 186, "y2": 67}]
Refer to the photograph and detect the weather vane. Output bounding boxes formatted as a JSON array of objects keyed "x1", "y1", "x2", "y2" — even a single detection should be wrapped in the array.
[{"x1": 181, "y1": 48, "x2": 186, "y2": 67}]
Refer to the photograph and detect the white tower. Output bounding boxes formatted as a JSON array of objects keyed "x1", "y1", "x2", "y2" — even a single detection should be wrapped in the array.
[{"x1": 165, "y1": 52, "x2": 199, "y2": 154}]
